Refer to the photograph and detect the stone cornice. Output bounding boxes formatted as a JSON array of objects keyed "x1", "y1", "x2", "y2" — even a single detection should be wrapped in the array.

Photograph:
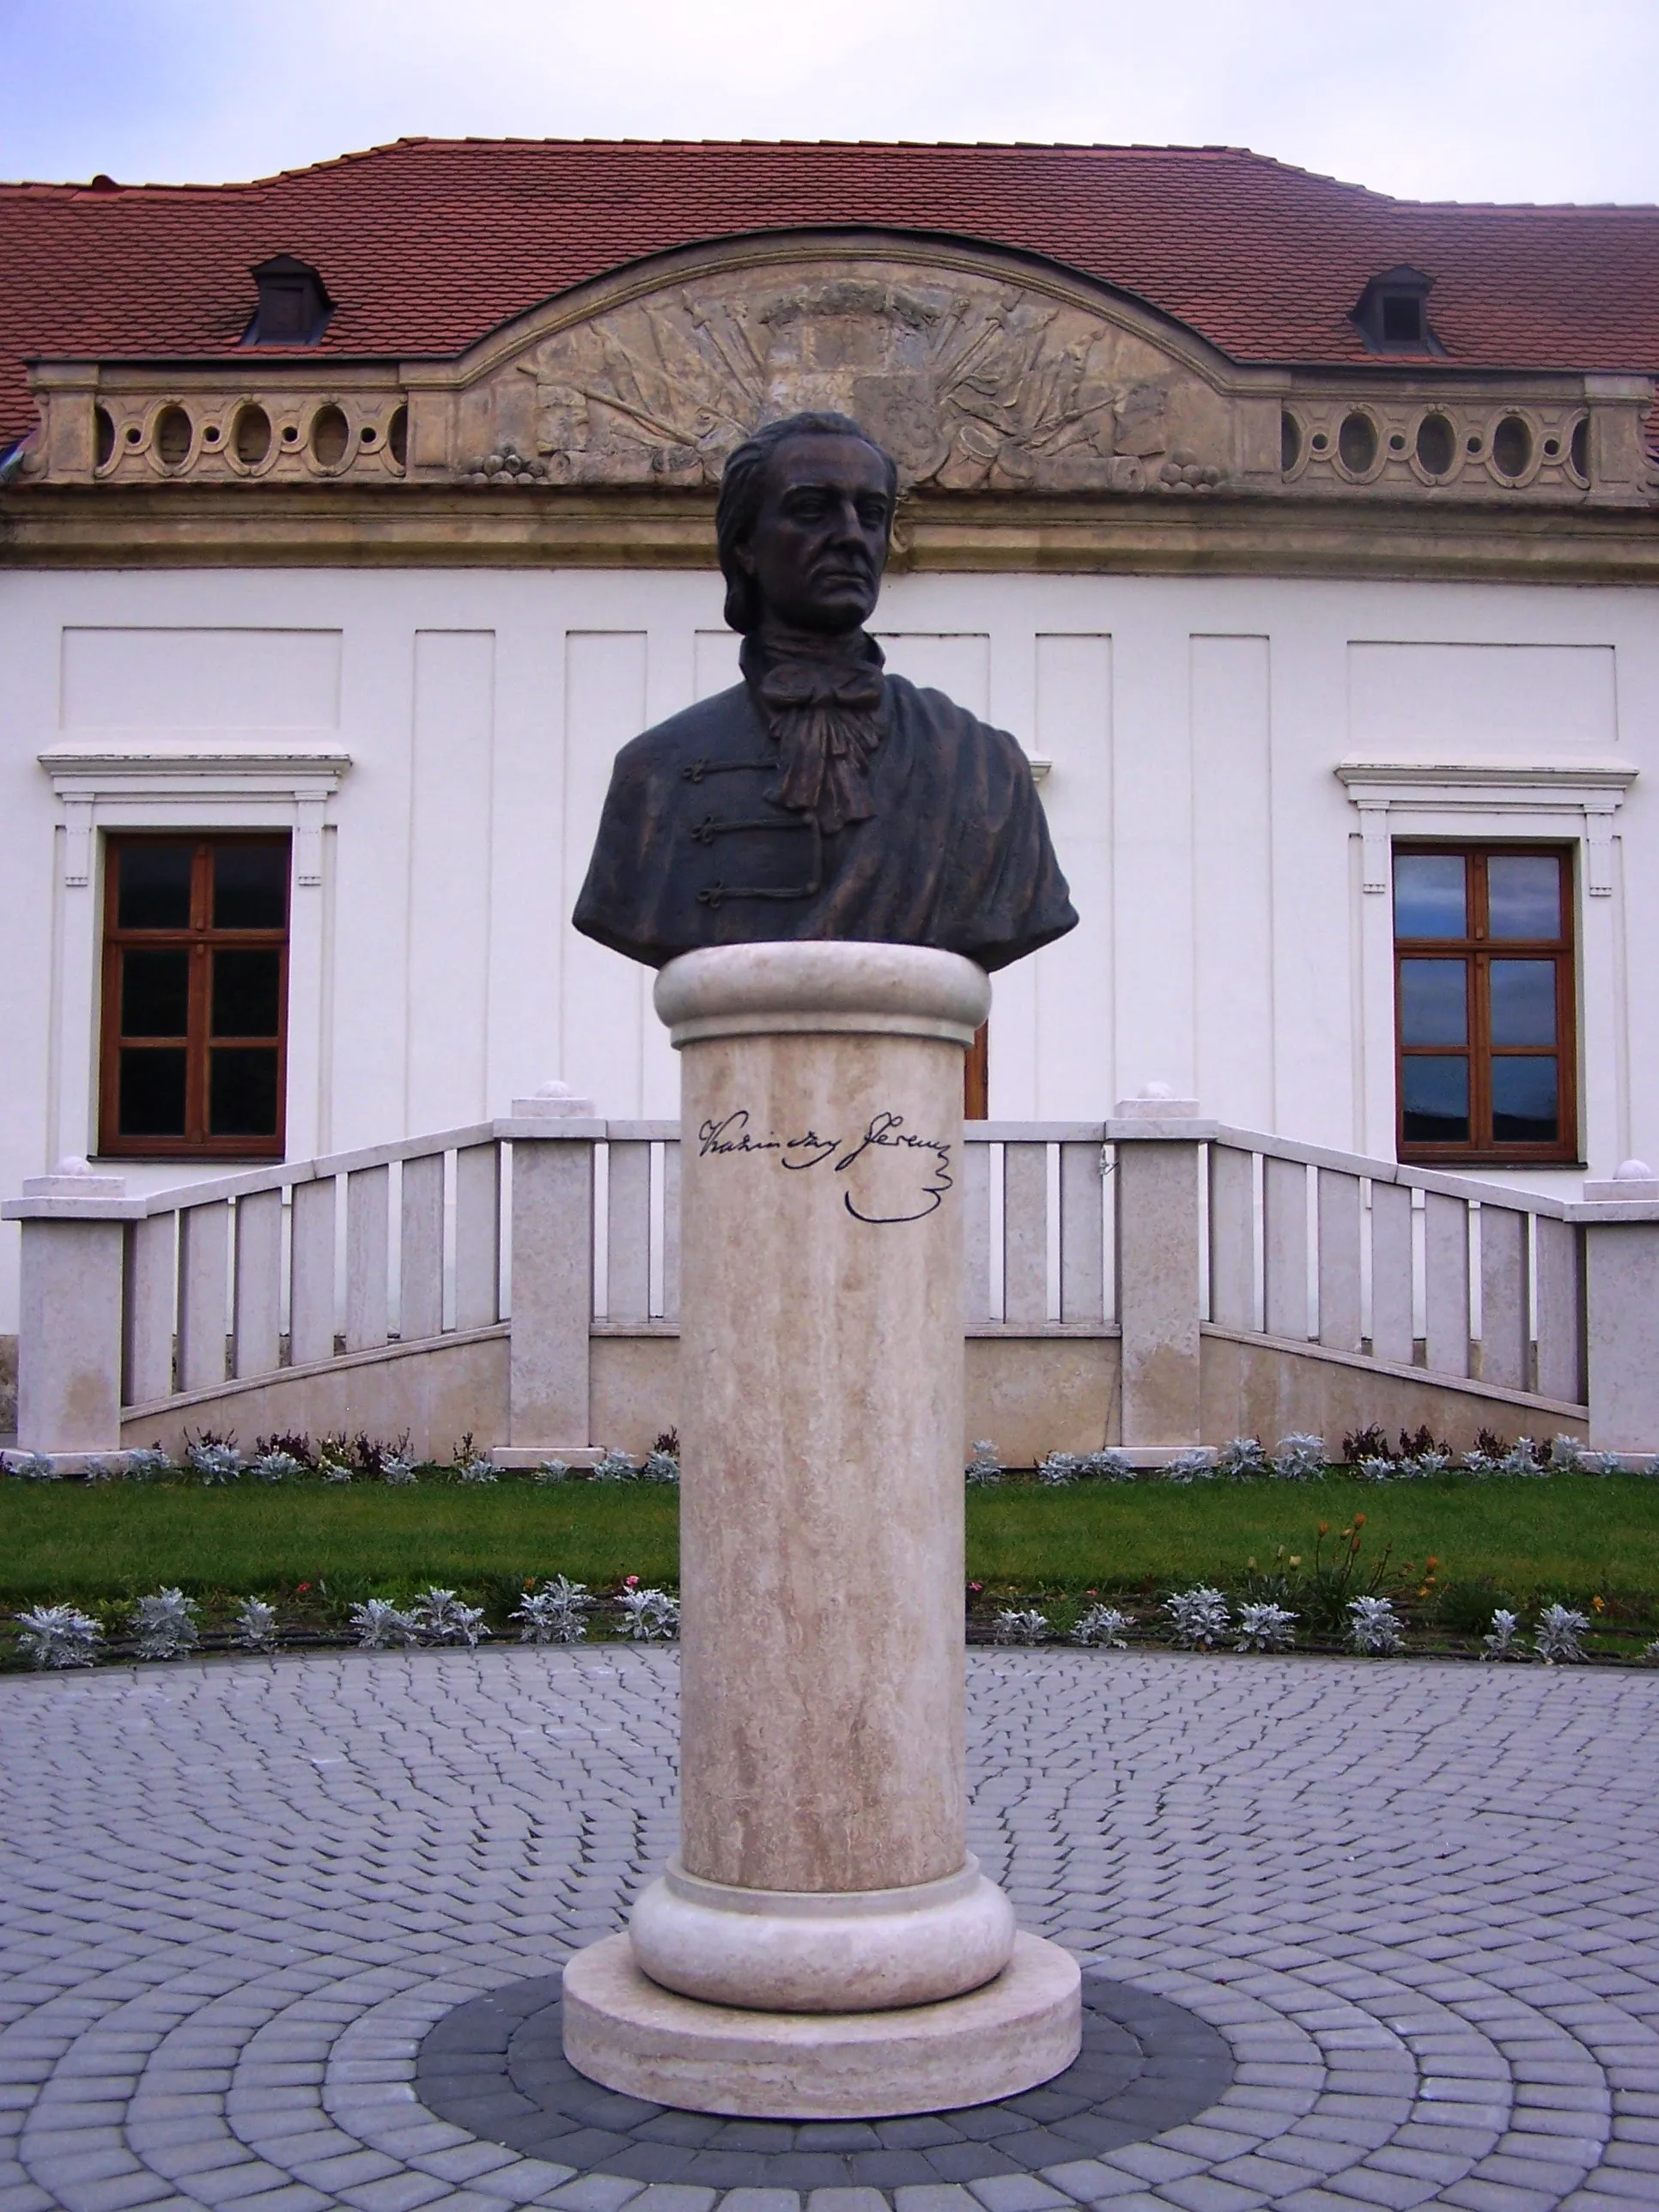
[
  {"x1": 10, "y1": 231, "x2": 1653, "y2": 521},
  {"x1": 3, "y1": 481, "x2": 1657, "y2": 583}
]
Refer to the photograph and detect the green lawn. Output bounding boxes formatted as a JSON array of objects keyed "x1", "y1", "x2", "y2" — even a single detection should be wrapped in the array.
[
  {"x1": 0, "y1": 1480, "x2": 679, "y2": 1605},
  {"x1": 965, "y1": 1475, "x2": 1659, "y2": 1607},
  {"x1": 3, "y1": 1474, "x2": 1656, "y2": 1622}
]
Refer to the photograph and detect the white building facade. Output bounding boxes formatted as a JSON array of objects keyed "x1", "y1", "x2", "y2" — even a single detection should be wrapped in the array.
[{"x1": 2, "y1": 148, "x2": 1656, "y2": 1409}]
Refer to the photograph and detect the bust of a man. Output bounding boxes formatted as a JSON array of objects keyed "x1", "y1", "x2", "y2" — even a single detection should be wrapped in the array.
[{"x1": 573, "y1": 411, "x2": 1077, "y2": 973}]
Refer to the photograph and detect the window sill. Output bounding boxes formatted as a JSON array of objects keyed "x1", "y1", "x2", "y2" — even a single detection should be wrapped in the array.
[
  {"x1": 91, "y1": 1151, "x2": 286, "y2": 1167},
  {"x1": 1400, "y1": 1152, "x2": 1585, "y2": 1171}
]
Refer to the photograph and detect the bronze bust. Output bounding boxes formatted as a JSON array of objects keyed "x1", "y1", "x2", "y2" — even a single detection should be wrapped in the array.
[{"x1": 573, "y1": 412, "x2": 1076, "y2": 973}]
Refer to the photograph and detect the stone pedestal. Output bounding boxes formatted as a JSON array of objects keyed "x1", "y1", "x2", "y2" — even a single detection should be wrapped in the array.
[{"x1": 562, "y1": 942, "x2": 1081, "y2": 2117}]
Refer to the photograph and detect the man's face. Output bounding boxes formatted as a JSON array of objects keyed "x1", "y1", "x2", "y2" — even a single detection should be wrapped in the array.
[{"x1": 737, "y1": 432, "x2": 893, "y2": 634}]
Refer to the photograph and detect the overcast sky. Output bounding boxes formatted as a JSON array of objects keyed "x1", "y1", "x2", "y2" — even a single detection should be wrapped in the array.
[{"x1": 1, "y1": 0, "x2": 1655, "y2": 208}]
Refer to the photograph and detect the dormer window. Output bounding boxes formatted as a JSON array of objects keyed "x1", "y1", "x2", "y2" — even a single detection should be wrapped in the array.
[
  {"x1": 245, "y1": 255, "x2": 331, "y2": 347},
  {"x1": 1351, "y1": 265, "x2": 1441, "y2": 355}
]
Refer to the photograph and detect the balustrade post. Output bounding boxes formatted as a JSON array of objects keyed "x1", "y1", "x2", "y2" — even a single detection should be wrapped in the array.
[
  {"x1": 1108, "y1": 1094, "x2": 1205, "y2": 1455},
  {"x1": 1577, "y1": 1164, "x2": 1659, "y2": 1457},
  {"x1": 3, "y1": 1163, "x2": 140, "y2": 1458},
  {"x1": 499, "y1": 1085, "x2": 600, "y2": 1463}
]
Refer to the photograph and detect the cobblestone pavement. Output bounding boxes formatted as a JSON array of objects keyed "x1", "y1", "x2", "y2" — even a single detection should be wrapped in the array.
[{"x1": 3, "y1": 1647, "x2": 1657, "y2": 2212}]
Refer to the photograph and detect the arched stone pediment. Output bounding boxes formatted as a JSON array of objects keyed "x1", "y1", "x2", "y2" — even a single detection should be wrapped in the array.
[
  {"x1": 21, "y1": 227, "x2": 1646, "y2": 530},
  {"x1": 423, "y1": 232, "x2": 1258, "y2": 495}
]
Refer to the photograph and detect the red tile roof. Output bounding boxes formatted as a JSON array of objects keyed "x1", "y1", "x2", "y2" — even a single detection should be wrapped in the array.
[{"x1": 3, "y1": 137, "x2": 1658, "y2": 454}]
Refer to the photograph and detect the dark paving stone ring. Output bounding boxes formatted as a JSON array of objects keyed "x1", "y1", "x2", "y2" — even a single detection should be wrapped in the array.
[{"x1": 414, "y1": 1966, "x2": 1235, "y2": 2191}]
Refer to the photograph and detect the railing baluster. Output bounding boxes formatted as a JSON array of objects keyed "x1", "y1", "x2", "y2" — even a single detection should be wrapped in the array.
[
  {"x1": 399, "y1": 1152, "x2": 445, "y2": 1342},
  {"x1": 1534, "y1": 1215, "x2": 1586, "y2": 1402},
  {"x1": 346, "y1": 1164, "x2": 390, "y2": 1352},
  {"x1": 233, "y1": 1188, "x2": 283, "y2": 1378},
  {"x1": 963, "y1": 1137, "x2": 991, "y2": 1323},
  {"x1": 124, "y1": 1213, "x2": 177, "y2": 1404},
  {"x1": 289, "y1": 1176, "x2": 337, "y2": 1367},
  {"x1": 606, "y1": 1139, "x2": 652, "y2": 1324},
  {"x1": 1316, "y1": 1168, "x2": 1363, "y2": 1352},
  {"x1": 662, "y1": 1139, "x2": 682, "y2": 1323},
  {"x1": 1262, "y1": 1156, "x2": 1308, "y2": 1340},
  {"x1": 178, "y1": 1200, "x2": 230, "y2": 1392},
  {"x1": 1370, "y1": 1182, "x2": 1414, "y2": 1365},
  {"x1": 1002, "y1": 1142, "x2": 1048, "y2": 1328},
  {"x1": 1207, "y1": 1144, "x2": 1255, "y2": 1331},
  {"x1": 1059, "y1": 1140, "x2": 1104, "y2": 1325},
  {"x1": 455, "y1": 1140, "x2": 501, "y2": 1329},
  {"x1": 1478, "y1": 1205, "x2": 1529, "y2": 1390},
  {"x1": 1424, "y1": 1192, "x2": 1471, "y2": 1377}
]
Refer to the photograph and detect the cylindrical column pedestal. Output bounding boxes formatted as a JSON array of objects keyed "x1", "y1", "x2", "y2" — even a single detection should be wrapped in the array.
[{"x1": 563, "y1": 943, "x2": 1080, "y2": 2117}]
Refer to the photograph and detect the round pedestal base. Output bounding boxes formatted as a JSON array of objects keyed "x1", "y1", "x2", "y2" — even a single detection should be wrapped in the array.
[
  {"x1": 562, "y1": 1929, "x2": 1082, "y2": 2119},
  {"x1": 630, "y1": 1856, "x2": 1016, "y2": 2011}
]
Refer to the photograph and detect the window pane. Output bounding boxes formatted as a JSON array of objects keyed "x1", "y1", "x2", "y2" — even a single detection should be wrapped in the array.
[
  {"x1": 1487, "y1": 854, "x2": 1561, "y2": 939},
  {"x1": 210, "y1": 1048, "x2": 279, "y2": 1137},
  {"x1": 117, "y1": 844, "x2": 192, "y2": 929},
  {"x1": 119, "y1": 1048, "x2": 188, "y2": 1136},
  {"x1": 1399, "y1": 958, "x2": 1467, "y2": 1045},
  {"x1": 1402, "y1": 1057, "x2": 1468, "y2": 1143},
  {"x1": 214, "y1": 844, "x2": 289, "y2": 929},
  {"x1": 120, "y1": 949, "x2": 190, "y2": 1037},
  {"x1": 1490, "y1": 959, "x2": 1557, "y2": 1046},
  {"x1": 1394, "y1": 854, "x2": 1466, "y2": 937},
  {"x1": 211, "y1": 949, "x2": 281, "y2": 1037},
  {"x1": 1492, "y1": 1056, "x2": 1559, "y2": 1143}
]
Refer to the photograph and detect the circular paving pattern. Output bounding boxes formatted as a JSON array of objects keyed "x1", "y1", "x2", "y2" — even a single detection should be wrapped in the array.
[
  {"x1": 414, "y1": 1966, "x2": 1235, "y2": 2187},
  {"x1": 6, "y1": 1645, "x2": 1659, "y2": 2210}
]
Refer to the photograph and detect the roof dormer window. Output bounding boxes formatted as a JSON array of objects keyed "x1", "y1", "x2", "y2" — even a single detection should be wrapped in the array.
[
  {"x1": 246, "y1": 255, "x2": 331, "y2": 347},
  {"x1": 1351, "y1": 265, "x2": 1442, "y2": 355}
]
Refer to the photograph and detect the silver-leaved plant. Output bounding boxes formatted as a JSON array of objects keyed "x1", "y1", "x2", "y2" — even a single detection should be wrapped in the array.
[
  {"x1": 1214, "y1": 1437, "x2": 1267, "y2": 1480},
  {"x1": 234, "y1": 1597, "x2": 280, "y2": 1651},
  {"x1": 349, "y1": 1598, "x2": 420, "y2": 1650},
  {"x1": 1271, "y1": 1434, "x2": 1328, "y2": 1481},
  {"x1": 187, "y1": 1439, "x2": 243, "y2": 1484},
  {"x1": 1164, "y1": 1585, "x2": 1231, "y2": 1647},
  {"x1": 412, "y1": 1588, "x2": 490, "y2": 1645},
  {"x1": 15, "y1": 1604, "x2": 103, "y2": 1668},
  {"x1": 1236, "y1": 1601, "x2": 1297, "y2": 1652},
  {"x1": 1534, "y1": 1602, "x2": 1590, "y2": 1662},
  {"x1": 513, "y1": 1577, "x2": 592, "y2": 1644},
  {"x1": 1481, "y1": 1608, "x2": 1528, "y2": 1661},
  {"x1": 1071, "y1": 1602, "x2": 1132, "y2": 1648},
  {"x1": 965, "y1": 1439, "x2": 1003, "y2": 1486},
  {"x1": 617, "y1": 1585, "x2": 679, "y2": 1640},
  {"x1": 1346, "y1": 1595, "x2": 1403, "y2": 1655},
  {"x1": 131, "y1": 1587, "x2": 199, "y2": 1660}
]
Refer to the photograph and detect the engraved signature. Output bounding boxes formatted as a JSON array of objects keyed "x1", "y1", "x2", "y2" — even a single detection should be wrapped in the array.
[{"x1": 696, "y1": 1109, "x2": 953, "y2": 1224}]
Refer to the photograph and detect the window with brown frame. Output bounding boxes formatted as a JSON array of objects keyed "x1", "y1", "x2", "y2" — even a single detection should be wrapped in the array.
[
  {"x1": 964, "y1": 1021, "x2": 988, "y2": 1120},
  {"x1": 1393, "y1": 843, "x2": 1577, "y2": 1165},
  {"x1": 99, "y1": 836, "x2": 290, "y2": 1159}
]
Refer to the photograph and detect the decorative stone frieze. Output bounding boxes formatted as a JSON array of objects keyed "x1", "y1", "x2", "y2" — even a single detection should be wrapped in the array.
[
  {"x1": 474, "y1": 258, "x2": 1238, "y2": 495},
  {"x1": 9, "y1": 234, "x2": 1655, "y2": 520},
  {"x1": 88, "y1": 386, "x2": 409, "y2": 483}
]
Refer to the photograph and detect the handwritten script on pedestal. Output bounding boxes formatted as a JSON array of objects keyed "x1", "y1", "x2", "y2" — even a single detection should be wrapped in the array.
[{"x1": 698, "y1": 1109, "x2": 953, "y2": 1224}]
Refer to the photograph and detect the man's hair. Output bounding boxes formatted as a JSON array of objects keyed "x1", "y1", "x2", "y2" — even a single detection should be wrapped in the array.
[{"x1": 715, "y1": 411, "x2": 898, "y2": 634}]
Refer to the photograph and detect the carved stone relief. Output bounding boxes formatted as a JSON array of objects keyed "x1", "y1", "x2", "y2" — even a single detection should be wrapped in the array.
[
  {"x1": 12, "y1": 244, "x2": 1651, "y2": 513},
  {"x1": 458, "y1": 261, "x2": 1235, "y2": 495}
]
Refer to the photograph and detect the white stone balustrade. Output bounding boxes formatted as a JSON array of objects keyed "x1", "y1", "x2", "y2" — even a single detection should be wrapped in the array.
[{"x1": 8, "y1": 1106, "x2": 1659, "y2": 1464}]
